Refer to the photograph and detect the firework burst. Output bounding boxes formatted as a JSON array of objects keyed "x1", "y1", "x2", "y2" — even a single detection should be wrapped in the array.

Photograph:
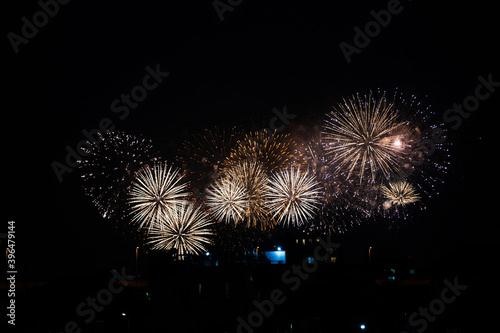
[
  {"x1": 148, "y1": 202, "x2": 213, "y2": 259},
  {"x1": 227, "y1": 131, "x2": 302, "y2": 172},
  {"x1": 223, "y1": 159, "x2": 271, "y2": 229},
  {"x1": 128, "y1": 162, "x2": 189, "y2": 230},
  {"x1": 78, "y1": 131, "x2": 159, "y2": 223},
  {"x1": 205, "y1": 176, "x2": 248, "y2": 224},
  {"x1": 264, "y1": 167, "x2": 322, "y2": 227},
  {"x1": 381, "y1": 181, "x2": 420, "y2": 208},
  {"x1": 322, "y1": 93, "x2": 410, "y2": 184}
]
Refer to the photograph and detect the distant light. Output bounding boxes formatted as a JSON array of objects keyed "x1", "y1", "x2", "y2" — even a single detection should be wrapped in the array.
[
  {"x1": 121, "y1": 313, "x2": 127, "y2": 317},
  {"x1": 360, "y1": 324, "x2": 366, "y2": 330},
  {"x1": 277, "y1": 246, "x2": 282, "y2": 251},
  {"x1": 205, "y1": 252, "x2": 210, "y2": 256},
  {"x1": 263, "y1": 250, "x2": 286, "y2": 264}
]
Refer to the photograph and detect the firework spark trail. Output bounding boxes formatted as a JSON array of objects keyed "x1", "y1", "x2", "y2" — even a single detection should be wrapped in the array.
[
  {"x1": 78, "y1": 131, "x2": 159, "y2": 222},
  {"x1": 148, "y1": 202, "x2": 213, "y2": 259},
  {"x1": 264, "y1": 167, "x2": 322, "y2": 227},
  {"x1": 129, "y1": 162, "x2": 189, "y2": 230},
  {"x1": 205, "y1": 176, "x2": 248, "y2": 224}
]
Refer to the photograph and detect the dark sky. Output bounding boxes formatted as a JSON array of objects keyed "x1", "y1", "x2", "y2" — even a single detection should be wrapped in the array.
[{"x1": 4, "y1": 0, "x2": 498, "y2": 281}]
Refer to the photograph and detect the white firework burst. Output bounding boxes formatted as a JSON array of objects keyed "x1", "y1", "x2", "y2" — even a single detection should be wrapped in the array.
[
  {"x1": 322, "y1": 93, "x2": 408, "y2": 184},
  {"x1": 264, "y1": 167, "x2": 322, "y2": 227},
  {"x1": 128, "y1": 163, "x2": 189, "y2": 230},
  {"x1": 224, "y1": 159, "x2": 270, "y2": 228},
  {"x1": 205, "y1": 176, "x2": 248, "y2": 224},
  {"x1": 148, "y1": 202, "x2": 213, "y2": 259},
  {"x1": 381, "y1": 181, "x2": 420, "y2": 207}
]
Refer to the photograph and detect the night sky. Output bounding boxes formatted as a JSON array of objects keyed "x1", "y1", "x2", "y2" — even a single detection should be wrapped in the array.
[{"x1": 4, "y1": 0, "x2": 498, "y2": 296}]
